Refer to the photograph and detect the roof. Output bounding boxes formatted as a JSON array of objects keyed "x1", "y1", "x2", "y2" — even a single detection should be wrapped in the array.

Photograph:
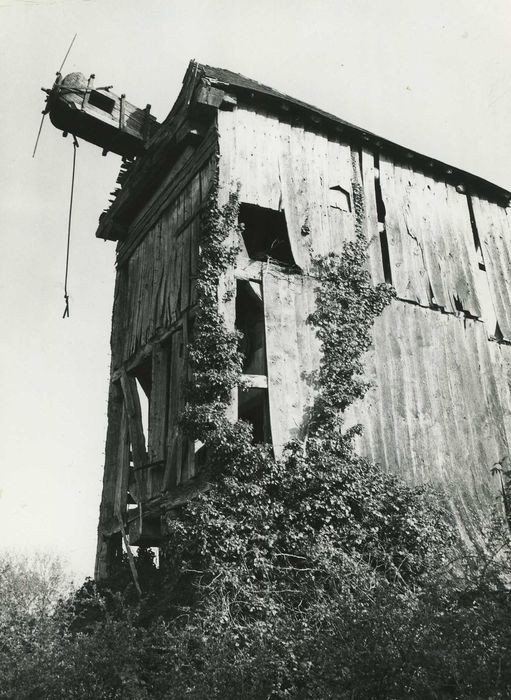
[
  {"x1": 196, "y1": 62, "x2": 510, "y2": 203},
  {"x1": 96, "y1": 60, "x2": 510, "y2": 242}
]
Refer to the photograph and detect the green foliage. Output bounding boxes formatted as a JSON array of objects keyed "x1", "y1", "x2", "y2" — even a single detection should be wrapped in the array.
[
  {"x1": 2, "y1": 190, "x2": 511, "y2": 698},
  {"x1": 184, "y1": 185, "x2": 243, "y2": 414}
]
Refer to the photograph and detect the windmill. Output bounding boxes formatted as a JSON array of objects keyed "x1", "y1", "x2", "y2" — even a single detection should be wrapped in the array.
[
  {"x1": 33, "y1": 37, "x2": 160, "y2": 316},
  {"x1": 33, "y1": 35, "x2": 159, "y2": 159}
]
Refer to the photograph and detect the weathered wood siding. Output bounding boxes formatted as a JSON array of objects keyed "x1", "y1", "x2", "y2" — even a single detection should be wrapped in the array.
[
  {"x1": 96, "y1": 142, "x2": 217, "y2": 572},
  {"x1": 114, "y1": 154, "x2": 215, "y2": 365},
  {"x1": 344, "y1": 301, "x2": 507, "y2": 545},
  {"x1": 218, "y1": 107, "x2": 357, "y2": 270},
  {"x1": 218, "y1": 103, "x2": 511, "y2": 537},
  {"x1": 471, "y1": 196, "x2": 511, "y2": 340},
  {"x1": 262, "y1": 269, "x2": 321, "y2": 457}
]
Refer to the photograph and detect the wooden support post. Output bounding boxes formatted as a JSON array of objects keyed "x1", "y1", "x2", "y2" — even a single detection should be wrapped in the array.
[
  {"x1": 119, "y1": 93, "x2": 126, "y2": 131},
  {"x1": 81, "y1": 73, "x2": 95, "y2": 110}
]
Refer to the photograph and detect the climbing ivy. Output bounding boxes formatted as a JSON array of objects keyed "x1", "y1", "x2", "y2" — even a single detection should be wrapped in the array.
[
  {"x1": 161, "y1": 183, "x2": 452, "y2": 611},
  {"x1": 182, "y1": 185, "x2": 244, "y2": 440}
]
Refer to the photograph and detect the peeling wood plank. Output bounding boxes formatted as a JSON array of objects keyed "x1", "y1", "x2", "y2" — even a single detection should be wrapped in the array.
[
  {"x1": 472, "y1": 196, "x2": 511, "y2": 340},
  {"x1": 347, "y1": 300, "x2": 504, "y2": 541},
  {"x1": 119, "y1": 368, "x2": 148, "y2": 501},
  {"x1": 114, "y1": 401, "x2": 130, "y2": 522},
  {"x1": 263, "y1": 270, "x2": 321, "y2": 457}
]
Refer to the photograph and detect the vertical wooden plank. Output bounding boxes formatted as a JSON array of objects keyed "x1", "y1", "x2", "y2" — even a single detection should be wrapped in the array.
[
  {"x1": 278, "y1": 119, "x2": 310, "y2": 270},
  {"x1": 147, "y1": 343, "x2": 169, "y2": 498},
  {"x1": 189, "y1": 217, "x2": 199, "y2": 306},
  {"x1": 164, "y1": 327, "x2": 185, "y2": 488},
  {"x1": 97, "y1": 380, "x2": 125, "y2": 535},
  {"x1": 360, "y1": 148, "x2": 384, "y2": 283},
  {"x1": 445, "y1": 183, "x2": 481, "y2": 317},
  {"x1": 217, "y1": 108, "x2": 237, "y2": 196},
  {"x1": 119, "y1": 368, "x2": 148, "y2": 500},
  {"x1": 472, "y1": 196, "x2": 511, "y2": 339},
  {"x1": 114, "y1": 402, "x2": 130, "y2": 519},
  {"x1": 264, "y1": 270, "x2": 302, "y2": 456},
  {"x1": 379, "y1": 157, "x2": 413, "y2": 302},
  {"x1": 263, "y1": 270, "x2": 321, "y2": 457},
  {"x1": 179, "y1": 225, "x2": 191, "y2": 313}
]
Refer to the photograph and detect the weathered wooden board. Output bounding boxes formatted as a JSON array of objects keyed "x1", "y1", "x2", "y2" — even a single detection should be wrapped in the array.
[
  {"x1": 147, "y1": 343, "x2": 169, "y2": 498},
  {"x1": 344, "y1": 300, "x2": 505, "y2": 545},
  {"x1": 114, "y1": 403, "x2": 130, "y2": 520},
  {"x1": 217, "y1": 107, "x2": 358, "y2": 272},
  {"x1": 471, "y1": 196, "x2": 511, "y2": 340},
  {"x1": 263, "y1": 269, "x2": 321, "y2": 458},
  {"x1": 96, "y1": 381, "x2": 125, "y2": 536},
  {"x1": 378, "y1": 157, "x2": 481, "y2": 316},
  {"x1": 359, "y1": 149, "x2": 385, "y2": 284},
  {"x1": 163, "y1": 327, "x2": 189, "y2": 489},
  {"x1": 114, "y1": 155, "x2": 216, "y2": 365}
]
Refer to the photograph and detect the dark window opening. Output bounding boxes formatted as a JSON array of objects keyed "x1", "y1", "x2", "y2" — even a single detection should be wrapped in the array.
[
  {"x1": 89, "y1": 89, "x2": 115, "y2": 114},
  {"x1": 236, "y1": 280, "x2": 266, "y2": 374},
  {"x1": 329, "y1": 185, "x2": 351, "y2": 212},
  {"x1": 238, "y1": 387, "x2": 271, "y2": 444},
  {"x1": 238, "y1": 203, "x2": 295, "y2": 265},
  {"x1": 379, "y1": 229, "x2": 393, "y2": 285}
]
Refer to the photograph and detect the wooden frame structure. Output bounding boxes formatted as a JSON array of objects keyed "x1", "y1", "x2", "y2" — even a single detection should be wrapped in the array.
[{"x1": 95, "y1": 61, "x2": 511, "y2": 578}]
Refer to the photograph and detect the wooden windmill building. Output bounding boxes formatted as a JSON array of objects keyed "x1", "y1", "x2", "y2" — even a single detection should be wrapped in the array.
[{"x1": 92, "y1": 61, "x2": 511, "y2": 578}]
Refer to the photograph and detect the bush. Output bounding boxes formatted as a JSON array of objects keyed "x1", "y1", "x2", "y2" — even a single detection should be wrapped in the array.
[{"x1": 2, "y1": 191, "x2": 510, "y2": 698}]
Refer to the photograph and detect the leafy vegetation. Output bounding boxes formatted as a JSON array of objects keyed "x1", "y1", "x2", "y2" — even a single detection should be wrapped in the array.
[{"x1": 2, "y1": 190, "x2": 511, "y2": 698}]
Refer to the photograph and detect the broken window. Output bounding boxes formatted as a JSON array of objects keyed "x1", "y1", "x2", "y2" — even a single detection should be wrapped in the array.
[
  {"x1": 236, "y1": 280, "x2": 266, "y2": 374},
  {"x1": 238, "y1": 203, "x2": 295, "y2": 265},
  {"x1": 238, "y1": 387, "x2": 271, "y2": 444}
]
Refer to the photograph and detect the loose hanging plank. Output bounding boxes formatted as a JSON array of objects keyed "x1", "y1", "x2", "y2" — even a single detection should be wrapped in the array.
[
  {"x1": 119, "y1": 368, "x2": 148, "y2": 500},
  {"x1": 114, "y1": 401, "x2": 131, "y2": 521},
  {"x1": 471, "y1": 196, "x2": 511, "y2": 340},
  {"x1": 263, "y1": 269, "x2": 321, "y2": 458}
]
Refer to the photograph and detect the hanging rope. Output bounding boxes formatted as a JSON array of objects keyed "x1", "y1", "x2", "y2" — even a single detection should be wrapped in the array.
[{"x1": 63, "y1": 135, "x2": 79, "y2": 318}]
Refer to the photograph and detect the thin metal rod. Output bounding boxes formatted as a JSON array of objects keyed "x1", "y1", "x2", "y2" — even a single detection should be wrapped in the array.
[
  {"x1": 32, "y1": 112, "x2": 46, "y2": 158},
  {"x1": 58, "y1": 33, "x2": 77, "y2": 74}
]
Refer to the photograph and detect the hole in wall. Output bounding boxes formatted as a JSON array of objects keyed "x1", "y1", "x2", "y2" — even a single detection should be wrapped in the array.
[
  {"x1": 238, "y1": 387, "x2": 271, "y2": 444},
  {"x1": 236, "y1": 280, "x2": 266, "y2": 374},
  {"x1": 238, "y1": 203, "x2": 295, "y2": 265}
]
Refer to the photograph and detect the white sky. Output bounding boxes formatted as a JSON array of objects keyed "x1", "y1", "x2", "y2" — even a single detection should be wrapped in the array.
[{"x1": 1, "y1": 0, "x2": 510, "y2": 582}]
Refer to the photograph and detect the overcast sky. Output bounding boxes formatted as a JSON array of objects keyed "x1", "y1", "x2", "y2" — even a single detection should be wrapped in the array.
[{"x1": 1, "y1": 0, "x2": 510, "y2": 582}]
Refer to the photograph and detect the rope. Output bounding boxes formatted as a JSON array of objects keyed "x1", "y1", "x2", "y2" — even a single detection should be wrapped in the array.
[{"x1": 63, "y1": 135, "x2": 79, "y2": 318}]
